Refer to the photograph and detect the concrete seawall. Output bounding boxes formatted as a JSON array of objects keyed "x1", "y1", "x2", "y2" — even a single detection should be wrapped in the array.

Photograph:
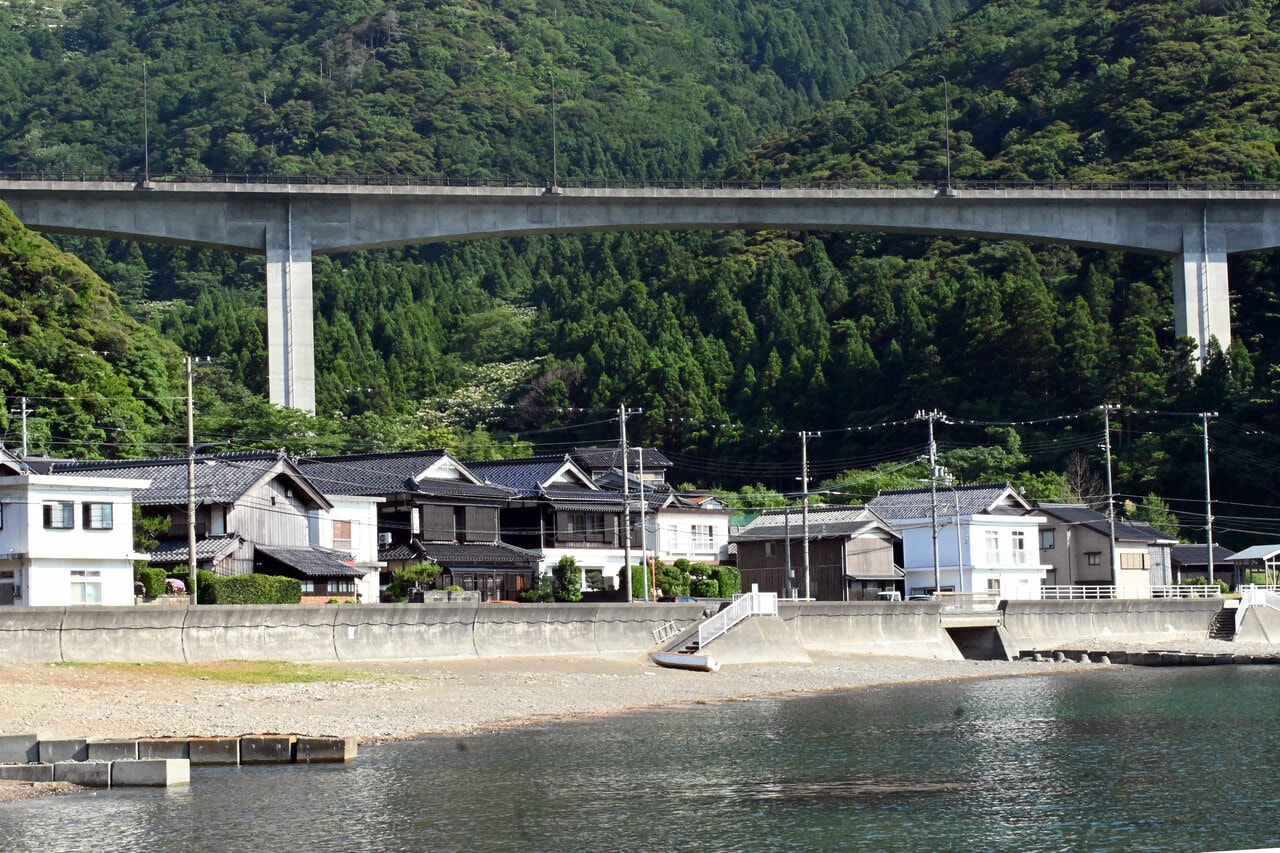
[{"x1": 0, "y1": 599, "x2": 1230, "y2": 665}]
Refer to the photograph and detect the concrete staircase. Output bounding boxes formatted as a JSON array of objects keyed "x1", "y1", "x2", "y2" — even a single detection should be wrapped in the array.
[{"x1": 1209, "y1": 608, "x2": 1236, "y2": 641}]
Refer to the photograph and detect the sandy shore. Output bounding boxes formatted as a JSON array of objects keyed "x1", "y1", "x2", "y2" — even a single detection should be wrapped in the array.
[{"x1": 1, "y1": 638, "x2": 1273, "y2": 803}]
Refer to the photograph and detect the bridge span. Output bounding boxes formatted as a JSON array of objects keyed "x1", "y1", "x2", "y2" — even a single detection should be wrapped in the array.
[{"x1": 3, "y1": 176, "x2": 1276, "y2": 412}]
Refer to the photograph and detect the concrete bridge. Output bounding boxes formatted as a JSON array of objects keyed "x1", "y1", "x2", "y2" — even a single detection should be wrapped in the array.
[{"x1": 4, "y1": 175, "x2": 1280, "y2": 412}]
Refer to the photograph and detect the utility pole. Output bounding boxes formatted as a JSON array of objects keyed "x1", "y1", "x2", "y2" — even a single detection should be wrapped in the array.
[
  {"x1": 186, "y1": 356, "x2": 198, "y2": 604},
  {"x1": 638, "y1": 446, "x2": 648, "y2": 601},
  {"x1": 915, "y1": 410, "x2": 944, "y2": 594},
  {"x1": 1101, "y1": 404, "x2": 1118, "y2": 585},
  {"x1": 799, "y1": 431, "x2": 819, "y2": 600},
  {"x1": 784, "y1": 507, "x2": 793, "y2": 599},
  {"x1": 1202, "y1": 412, "x2": 1217, "y2": 587},
  {"x1": 18, "y1": 397, "x2": 29, "y2": 458},
  {"x1": 619, "y1": 405, "x2": 641, "y2": 601}
]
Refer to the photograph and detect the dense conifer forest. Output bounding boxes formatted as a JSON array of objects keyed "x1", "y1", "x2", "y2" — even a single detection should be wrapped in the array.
[{"x1": 3, "y1": 0, "x2": 1280, "y2": 545}]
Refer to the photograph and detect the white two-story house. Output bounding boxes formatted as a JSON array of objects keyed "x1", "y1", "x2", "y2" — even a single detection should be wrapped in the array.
[
  {"x1": 0, "y1": 451, "x2": 149, "y2": 607},
  {"x1": 868, "y1": 483, "x2": 1049, "y2": 600}
]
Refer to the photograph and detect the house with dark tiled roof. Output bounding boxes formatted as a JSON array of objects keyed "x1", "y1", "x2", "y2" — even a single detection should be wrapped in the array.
[
  {"x1": 1170, "y1": 543, "x2": 1235, "y2": 585},
  {"x1": 869, "y1": 483, "x2": 1048, "y2": 599},
  {"x1": 298, "y1": 450, "x2": 539, "y2": 601},
  {"x1": 589, "y1": 469, "x2": 733, "y2": 566},
  {"x1": 466, "y1": 454, "x2": 627, "y2": 591},
  {"x1": 0, "y1": 446, "x2": 150, "y2": 607},
  {"x1": 1035, "y1": 504, "x2": 1178, "y2": 592},
  {"x1": 571, "y1": 447, "x2": 673, "y2": 487},
  {"x1": 53, "y1": 451, "x2": 380, "y2": 603},
  {"x1": 731, "y1": 505, "x2": 902, "y2": 601}
]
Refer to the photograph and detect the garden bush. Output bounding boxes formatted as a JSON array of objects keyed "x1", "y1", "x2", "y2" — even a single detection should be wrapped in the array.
[
  {"x1": 207, "y1": 573, "x2": 302, "y2": 604},
  {"x1": 134, "y1": 566, "x2": 167, "y2": 598},
  {"x1": 552, "y1": 555, "x2": 583, "y2": 602}
]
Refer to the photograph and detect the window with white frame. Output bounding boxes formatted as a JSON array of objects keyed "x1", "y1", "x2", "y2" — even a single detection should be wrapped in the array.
[
  {"x1": 987, "y1": 578, "x2": 1001, "y2": 595},
  {"x1": 43, "y1": 501, "x2": 74, "y2": 530},
  {"x1": 985, "y1": 530, "x2": 1000, "y2": 564},
  {"x1": 692, "y1": 524, "x2": 714, "y2": 550},
  {"x1": 70, "y1": 570, "x2": 102, "y2": 604},
  {"x1": 1012, "y1": 530, "x2": 1028, "y2": 564},
  {"x1": 83, "y1": 502, "x2": 113, "y2": 530}
]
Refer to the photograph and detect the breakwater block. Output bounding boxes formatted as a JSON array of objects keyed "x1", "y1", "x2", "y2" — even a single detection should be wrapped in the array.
[
  {"x1": 111, "y1": 759, "x2": 190, "y2": 787},
  {"x1": 88, "y1": 739, "x2": 140, "y2": 762},
  {"x1": 240, "y1": 735, "x2": 297, "y2": 764},
  {"x1": 0, "y1": 763, "x2": 54, "y2": 783},
  {"x1": 189, "y1": 737, "x2": 240, "y2": 766},
  {"x1": 0, "y1": 733, "x2": 41, "y2": 764},
  {"x1": 40, "y1": 738, "x2": 88, "y2": 764},
  {"x1": 295, "y1": 736, "x2": 357, "y2": 764},
  {"x1": 54, "y1": 761, "x2": 111, "y2": 787},
  {"x1": 137, "y1": 737, "x2": 190, "y2": 760}
]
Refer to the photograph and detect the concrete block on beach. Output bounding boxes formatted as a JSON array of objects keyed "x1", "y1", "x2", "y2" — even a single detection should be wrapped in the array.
[
  {"x1": 88, "y1": 739, "x2": 140, "y2": 761},
  {"x1": 0, "y1": 733, "x2": 41, "y2": 764},
  {"x1": 137, "y1": 737, "x2": 190, "y2": 759},
  {"x1": 295, "y1": 736, "x2": 357, "y2": 764},
  {"x1": 189, "y1": 736, "x2": 240, "y2": 766},
  {"x1": 54, "y1": 761, "x2": 111, "y2": 787},
  {"x1": 111, "y1": 759, "x2": 190, "y2": 787},
  {"x1": 240, "y1": 734, "x2": 297, "y2": 764},
  {"x1": 0, "y1": 763, "x2": 54, "y2": 782},
  {"x1": 40, "y1": 738, "x2": 88, "y2": 764}
]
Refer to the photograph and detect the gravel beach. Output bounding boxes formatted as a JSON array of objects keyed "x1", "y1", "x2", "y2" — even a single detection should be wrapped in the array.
[{"x1": 1, "y1": 637, "x2": 1274, "y2": 803}]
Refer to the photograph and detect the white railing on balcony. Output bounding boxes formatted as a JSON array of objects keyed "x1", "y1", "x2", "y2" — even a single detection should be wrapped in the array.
[
  {"x1": 697, "y1": 590, "x2": 778, "y2": 650},
  {"x1": 1039, "y1": 585, "x2": 1221, "y2": 601}
]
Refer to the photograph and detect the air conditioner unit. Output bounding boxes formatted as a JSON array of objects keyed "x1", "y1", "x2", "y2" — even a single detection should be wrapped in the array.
[{"x1": 377, "y1": 532, "x2": 393, "y2": 546}]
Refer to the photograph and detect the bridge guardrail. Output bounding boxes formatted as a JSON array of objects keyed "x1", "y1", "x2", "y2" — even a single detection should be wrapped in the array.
[{"x1": 5, "y1": 172, "x2": 1280, "y2": 193}]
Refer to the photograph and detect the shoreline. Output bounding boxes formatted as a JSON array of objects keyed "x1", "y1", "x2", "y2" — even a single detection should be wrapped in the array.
[{"x1": 1, "y1": 639, "x2": 1273, "y2": 803}]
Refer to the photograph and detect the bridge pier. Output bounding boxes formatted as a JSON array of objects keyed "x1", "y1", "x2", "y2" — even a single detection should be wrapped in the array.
[
  {"x1": 265, "y1": 214, "x2": 316, "y2": 413},
  {"x1": 1172, "y1": 221, "x2": 1232, "y2": 366}
]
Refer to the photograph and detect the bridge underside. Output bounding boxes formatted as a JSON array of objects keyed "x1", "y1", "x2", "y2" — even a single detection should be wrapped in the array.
[{"x1": 0, "y1": 182, "x2": 1262, "y2": 412}]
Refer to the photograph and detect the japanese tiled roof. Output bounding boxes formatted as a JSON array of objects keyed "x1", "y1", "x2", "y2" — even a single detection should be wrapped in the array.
[
  {"x1": 1171, "y1": 544, "x2": 1235, "y2": 565},
  {"x1": 731, "y1": 506, "x2": 898, "y2": 542},
  {"x1": 52, "y1": 452, "x2": 293, "y2": 507},
  {"x1": 298, "y1": 451, "x2": 514, "y2": 501},
  {"x1": 254, "y1": 544, "x2": 367, "y2": 578},
  {"x1": 147, "y1": 536, "x2": 242, "y2": 566},
  {"x1": 541, "y1": 486, "x2": 625, "y2": 513},
  {"x1": 1038, "y1": 504, "x2": 1178, "y2": 543},
  {"x1": 869, "y1": 483, "x2": 1027, "y2": 521},
  {"x1": 380, "y1": 539, "x2": 541, "y2": 567},
  {"x1": 466, "y1": 455, "x2": 590, "y2": 494},
  {"x1": 571, "y1": 446, "x2": 673, "y2": 472}
]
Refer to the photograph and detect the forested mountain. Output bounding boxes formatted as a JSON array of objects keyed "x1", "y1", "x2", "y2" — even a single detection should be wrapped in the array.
[{"x1": 4, "y1": 0, "x2": 1280, "y2": 544}]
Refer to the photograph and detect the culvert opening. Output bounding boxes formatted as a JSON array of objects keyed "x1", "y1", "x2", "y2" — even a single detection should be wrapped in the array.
[{"x1": 946, "y1": 626, "x2": 1008, "y2": 661}]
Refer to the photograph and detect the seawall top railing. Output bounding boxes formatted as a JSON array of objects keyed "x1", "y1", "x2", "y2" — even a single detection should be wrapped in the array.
[
  {"x1": 1040, "y1": 584, "x2": 1222, "y2": 601},
  {"x1": 5, "y1": 171, "x2": 1280, "y2": 193}
]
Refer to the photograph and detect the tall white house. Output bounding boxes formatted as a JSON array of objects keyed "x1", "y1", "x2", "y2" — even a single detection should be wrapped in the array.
[{"x1": 0, "y1": 454, "x2": 149, "y2": 606}]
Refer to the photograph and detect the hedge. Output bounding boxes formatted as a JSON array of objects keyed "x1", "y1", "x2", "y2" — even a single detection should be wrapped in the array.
[
  {"x1": 134, "y1": 566, "x2": 167, "y2": 598},
  {"x1": 206, "y1": 574, "x2": 302, "y2": 605}
]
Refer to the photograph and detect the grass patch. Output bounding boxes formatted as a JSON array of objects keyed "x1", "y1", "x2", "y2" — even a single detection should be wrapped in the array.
[{"x1": 56, "y1": 660, "x2": 380, "y2": 684}]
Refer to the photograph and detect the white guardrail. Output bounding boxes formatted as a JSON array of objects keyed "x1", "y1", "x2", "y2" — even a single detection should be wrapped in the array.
[
  {"x1": 697, "y1": 591, "x2": 778, "y2": 650},
  {"x1": 1239, "y1": 585, "x2": 1280, "y2": 610},
  {"x1": 1039, "y1": 585, "x2": 1222, "y2": 600}
]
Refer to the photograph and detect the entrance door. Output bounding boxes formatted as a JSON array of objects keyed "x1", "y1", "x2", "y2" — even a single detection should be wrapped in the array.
[{"x1": 0, "y1": 569, "x2": 15, "y2": 605}]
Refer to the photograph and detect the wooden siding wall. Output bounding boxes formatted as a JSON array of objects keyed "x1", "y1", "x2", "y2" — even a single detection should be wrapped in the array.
[{"x1": 737, "y1": 537, "x2": 897, "y2": 601}]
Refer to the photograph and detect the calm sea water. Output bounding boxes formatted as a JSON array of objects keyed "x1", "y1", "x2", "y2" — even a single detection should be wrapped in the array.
[{"x1": 3, "y1": 666, "x2": 1280, "y2": 853}]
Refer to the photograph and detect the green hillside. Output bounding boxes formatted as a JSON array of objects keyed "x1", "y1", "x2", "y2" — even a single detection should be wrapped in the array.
[{"x1": 3, "y1": 0, "x2": 1280, "y2": 543}]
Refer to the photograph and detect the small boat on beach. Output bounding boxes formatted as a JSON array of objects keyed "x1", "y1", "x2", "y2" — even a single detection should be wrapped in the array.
[{"x1": 649, "y1": 651, "x2": 721, "y2": 672}]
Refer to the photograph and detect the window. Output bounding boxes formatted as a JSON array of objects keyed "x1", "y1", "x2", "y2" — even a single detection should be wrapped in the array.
[
  {"x1": 987, "y1": 578, "x2": 1002, "y2": 595},
  {"x1": 1012, "y1": 531, "x2": 1028, "y2": 564},
  {"x1": 83, "y1": 502, "x2": 114, "y2": 530},
  {"x1": 562, "y1": 512, "x2": 606, "y2": 542},
  {"x1": 332, "y1": 520, "x2": 353, "y2": 553},
  {"x1": 765, "y1": 541, "x2": 776, "y2": 558},
  {"x1": 985, "y1": 530, "x2": 1000, "y2": 564},
  {"x1": 70, "y1": 570, "x2": 102, "y2": 604},
  {"x1": 1119, "y1": 552, "x2": 1149, "y2": 570},
  {"x1": 1086, "y1": 552, "x2": 1102, "y2": 566},
  {"x1": 43, "y1": 501, "x2": 74, "y2": 529},
  {"x1": 692, "y1": 524, "x2": 714, "y2": 550},
  {"x1": 1040, "y1": 529, "x2": 1055, "y2": 550}
]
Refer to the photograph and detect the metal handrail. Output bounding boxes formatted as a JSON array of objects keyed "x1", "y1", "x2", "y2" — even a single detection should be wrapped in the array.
[
  {"x1": 697, "y1": 591, "x2": 778, "y2": 650},
  {"x1": 1039, "y1": 584, "x2": 1221, "y2": 601},
  {"x1": 652, "y1": 620, "x2": 680, "y2": 645},
  {"x1": 5, "y1": 171, "x2": 1280, "y2": 193}
]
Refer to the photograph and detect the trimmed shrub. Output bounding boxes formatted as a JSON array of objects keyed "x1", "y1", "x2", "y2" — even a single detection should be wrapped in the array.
[
  {"x1": 519, "y1": 576, "x2": 554, "y2": 603},
  {"x1": 385, "y1": 561, "x2": 444, "y2": 602},
  {"x1": 691, "y1": 577, "x2": 719, "y2": 597},
  {"x1": 196, "y1": 570, "x2": 218, "y2": 605},
  {"x1": 134, "y1": 566, "x2": 167, "y2": 598},
  {"x1": 208, "y1": 574, "x2": 302, "y2": 605},
  {"x1": 712, "y1": 564, "x2": 742, "y2": 598},
  {"x1": 552, "y1": 555, "x2": 583, "y2": 602}
]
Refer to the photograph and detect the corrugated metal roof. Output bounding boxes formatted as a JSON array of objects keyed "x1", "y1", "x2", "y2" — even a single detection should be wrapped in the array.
[{"x1": 1226, "y1": 544, "x2": 1280, "y2": 562}]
